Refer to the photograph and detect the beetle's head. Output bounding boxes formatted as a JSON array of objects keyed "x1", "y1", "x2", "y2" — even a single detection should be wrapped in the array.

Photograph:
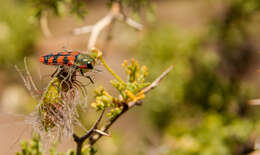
[{"x1": 79, "y1": 54, "x2": 95, "y2": 69}]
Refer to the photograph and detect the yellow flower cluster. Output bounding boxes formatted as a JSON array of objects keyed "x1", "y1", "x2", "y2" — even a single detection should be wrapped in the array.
[
  {"x1": 92, "y1": 58, "x2": 150, "y2": 119},
  {"x1": 91, "y1": 87, "x2": 114, "y2": 110},
  {"x1": 126, "y1": 90, "x2": 145, "y2": 103}
]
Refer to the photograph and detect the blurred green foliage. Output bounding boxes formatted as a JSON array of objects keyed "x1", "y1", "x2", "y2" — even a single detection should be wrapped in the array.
[
  {"x1": 16, "y1": 136, "x2": 42, "y2": 155},
  {"x1": 210, "y1": 0, "x2": 260, "y2": 81},
  {"x1": 16, "y1": 136, "x2": 97, "y2": 155},
  {"x1": 109, "y1": 0, "x2": 150, "y2": 12},
  {"x1": 0, "y1": 0, "x2": 37, "y2": 69},
  {"x1": 28, "y1": 0, "x2": 87, "y2": 18},
  {"x1": 135, "y1": 0, "x2": 260, "y2": 150},
  {"x1": 27, "y1": 0, "x2": 151, "y2": 18}
]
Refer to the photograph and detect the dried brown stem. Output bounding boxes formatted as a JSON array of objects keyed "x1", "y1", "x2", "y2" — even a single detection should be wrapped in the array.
[
  {"x1": 73, "y1": 2, "x2": 143, "y2": 50},
  {"x1": 88, "y1": 13, "x2": 114, "y2": 50},
  {"x1": 24, "y1": 57, "x2": 39, "y2": 94},
  {"x1": 15, "y1": 61, "x2": 40, "y2": 100}
]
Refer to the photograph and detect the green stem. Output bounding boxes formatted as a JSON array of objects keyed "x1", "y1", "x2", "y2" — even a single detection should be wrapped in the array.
[{"x1": 99, "y1": 56, "x2": 125, "y2": 84}]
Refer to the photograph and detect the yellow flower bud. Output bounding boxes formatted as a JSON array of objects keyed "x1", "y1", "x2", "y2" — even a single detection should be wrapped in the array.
[{"x1": 122, "y1": 60, "x2": 128, "y2": 67}]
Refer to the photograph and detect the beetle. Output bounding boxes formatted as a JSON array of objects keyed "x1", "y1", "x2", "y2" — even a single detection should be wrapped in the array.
[{"x1": 40, "y1": 50, "x2": 95, "y2": 83}]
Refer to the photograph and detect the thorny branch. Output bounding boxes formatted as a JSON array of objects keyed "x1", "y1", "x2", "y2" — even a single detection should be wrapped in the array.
[
  {"x1": 73, "y1": 65, "x2": 173, "y2": 154},
  {"x1": 73, "y1": 2, "x2": 143, "y2": 50}
]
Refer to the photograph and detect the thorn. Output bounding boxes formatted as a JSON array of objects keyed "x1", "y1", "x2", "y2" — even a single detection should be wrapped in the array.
[{"x1": 93, "y1": 129, "x2": 110, "y2": 137}]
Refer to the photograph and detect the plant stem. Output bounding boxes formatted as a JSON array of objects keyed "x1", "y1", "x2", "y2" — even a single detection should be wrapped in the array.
[
  {"x1": 99, "y1": 56, "x2": 125, "y2": 84},
  {"x1": 73, "y1": 110, "x2": 105, "y2": 155},
  {"x1": 87, "y1": 65, "x2": 173, "y2": 146}
]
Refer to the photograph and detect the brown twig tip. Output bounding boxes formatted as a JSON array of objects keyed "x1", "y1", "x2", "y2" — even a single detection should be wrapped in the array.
[
  {"x1": 142, "y1": 65, "x2": 173, "y2": 94},
  {"x1": 118, "y1": 14, "x2": 143, "y2": 31},
  {"x1": 127, "y1": 65, "x2": 173, "y2": 108}
]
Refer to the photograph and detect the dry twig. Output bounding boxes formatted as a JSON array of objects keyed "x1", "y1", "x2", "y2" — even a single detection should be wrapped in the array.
[{"x1": 73, "y1": 2, "x2": 143, "y2": 50}]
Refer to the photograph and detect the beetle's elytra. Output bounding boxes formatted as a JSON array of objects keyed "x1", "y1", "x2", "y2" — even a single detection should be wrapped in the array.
[{"x1": 40, "y1": 51, "x2": 95, "y2": 69}]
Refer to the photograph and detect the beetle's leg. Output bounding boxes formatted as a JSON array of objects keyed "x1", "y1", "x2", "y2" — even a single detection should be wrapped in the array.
[
  {"x1": 80, "y1": 69, "x2": 84, "y2": 76},
  {"x1": 51, "y1": 67, "x2": 59, "y2": 77},
  {"x1": 80, "y1": 69, "x2": 94, "y2": 84},
  {"x1": 86, "y1": 75, "x2": 94, "y2": 84}
]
